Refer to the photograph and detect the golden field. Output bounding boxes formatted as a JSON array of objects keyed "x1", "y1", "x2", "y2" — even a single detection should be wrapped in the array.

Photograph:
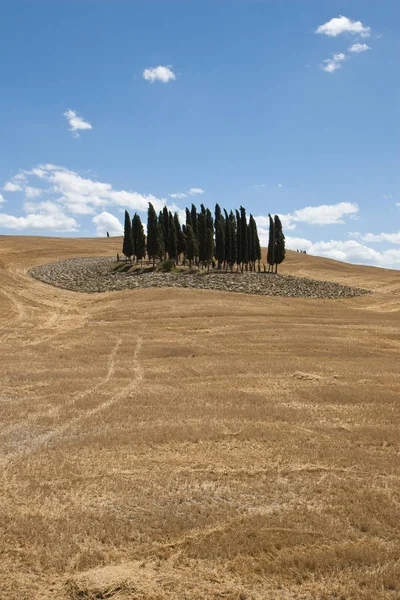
[{"x1": 1, "y1": 235, "x2": 399, "y2": 600}]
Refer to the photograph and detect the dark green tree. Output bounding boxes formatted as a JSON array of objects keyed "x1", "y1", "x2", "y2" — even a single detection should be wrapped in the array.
[
  {"x1": 229, "y1": 211, "x2": 237, "y2": 270},
  {"x1": 167, "y1": 211, "x2": 177, "y2": 262},
  {"x1": 235, "y1": 209, "x2": 242, "y2": 270},
  {"x1": 174, "y1": 212, "x2": 186, "y2": 261},
  {"x1": 197, "y1": 212, "x2": 208, "y2": 266},
  {"x1": 240, "y1": 206, "x2": 248, "y2": 270},
  {"x1": 206, "y1": 227, "x2": 214, "y2": 272},
  {"x1": 131, "y1": 213, "x2": 140, "y2": 259},
  {"x1": 215, "y1": 218, "x2": 225, "y2": 269},
  {"x1": 267, "y1": 214, "x2": 275, "y2": 272},
  {"x1": 224, "y1": 209, "x2": 231, "y2": 269},
  {"x1": 185, "y1": 207, "x2": 193, "y2": 228},
  {"x1": 274, "y1": 215, "x2": 286, "y2": 274},
  {"x1": 147, "y1": 203, "x2": 158, "y2": 266},
  {"x1": 185, "y1": 224, "x2": 197, "y2": 267},
  {"x1": 156, "y1": 222, "x2": 165, "y2": 261},
  {"x1": 191, "y1": 204, "x2": 197, "y2": 235},
  {"x1": 135, "y1": 215, "x2": 146, "y2": 264},
  {"x1": 122, "y1": 210, "x2": 134, "y2": 261}
]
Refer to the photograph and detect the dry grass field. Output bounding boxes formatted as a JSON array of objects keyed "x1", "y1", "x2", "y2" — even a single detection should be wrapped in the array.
[{"x1": 1, "y1": 235, "x2": 399, "y2": 600}]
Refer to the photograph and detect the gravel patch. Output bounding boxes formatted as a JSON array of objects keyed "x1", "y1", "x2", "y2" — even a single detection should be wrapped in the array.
[{"x1": 29, "y1": 257, "x2": 371, "y2": 299}]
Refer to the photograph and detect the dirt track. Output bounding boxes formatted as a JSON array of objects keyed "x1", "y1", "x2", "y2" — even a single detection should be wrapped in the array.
[{"x1": 1, "y1": 236, "x2": 399, "y2": 600}]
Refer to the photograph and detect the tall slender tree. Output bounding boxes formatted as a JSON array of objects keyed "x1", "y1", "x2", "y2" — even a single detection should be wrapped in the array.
[
  {"x1": 240, "y1": 206, "x2": 248, "y2": 270},
  {"x1": 191, "y1": 204, "x2": 197, "y2": 235},
  {"x1": 185, "y1": 224, "x2": 197, "y2": 267},
  {"x1": 197, "y1": 212, "x2": 207, "y2": 266},
  {"x1": 229, "y1": 211, "x2": 237, "y2": 270},
  {"x1": 174, "y1": 212, "x2": 186, "y2": 262},
  {"x1": 185, "y1": 207, "x2": 193, "y2": 228},
  {"x1": 131, "y1": 213, "x2": 139, "y2": 260},
  {"x1": 215, "y1": 219, "x2": 225, "y2": 269},
  {"x1": 267, "y1": 213, "x2": 275, "y2": 272},
  {"x1": 224, "y1": 209, "x2": 231, "y2": 269},
  {"x1": 167, "y1": 211, "x2": 177, "y2": 262},
  {"x1": 147, "y1": 203, "x2": 158, "y2": 266},
  {"x1": 274, "y1": 215, "x2": 286, "y2": 274},
  {"x1": 235, "y1": 209, "x2": 242, "y2": 270},
  {"x1": 135, "y1": 215, "x2": 146, "y2": 264},
  {"x1": 156, "y1": 222, "x2": 165, "y2": 261},
  {"x1": 123, "y1": 210, "x2": 134, "y2": 261},
  {"x1": 206, "y1": 228, "x2": 214, "y2": 272}
]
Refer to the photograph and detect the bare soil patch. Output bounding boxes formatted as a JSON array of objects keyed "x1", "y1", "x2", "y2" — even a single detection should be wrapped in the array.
[{"x1": 1, "y1": 236, "x2": 399, "y2": 600}]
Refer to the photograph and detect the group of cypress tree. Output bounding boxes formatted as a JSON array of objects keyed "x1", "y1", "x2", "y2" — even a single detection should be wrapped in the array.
[{"x1": 122, "y1": 202, "x2": 285, "y2": 273}]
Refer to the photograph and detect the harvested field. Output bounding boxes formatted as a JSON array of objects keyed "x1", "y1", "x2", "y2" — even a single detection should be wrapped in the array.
[
  {"x1": 1, "y1": 235, "x2": 400, "y2": 600},
  {"x1": 29, "y1": 256, "x2": 370, "y2": 298}
]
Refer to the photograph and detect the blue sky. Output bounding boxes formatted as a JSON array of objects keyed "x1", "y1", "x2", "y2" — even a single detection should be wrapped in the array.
[{"x1": 1, "y1": 0, "x2": 399, "y2": 268}]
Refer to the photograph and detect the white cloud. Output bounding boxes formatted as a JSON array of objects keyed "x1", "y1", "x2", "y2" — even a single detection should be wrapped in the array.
[
  {"x1": 4, "y1": 181, "x2": 23, "y2": 192},
  {"x1": 0, "y1": 201, "x2": 78, "y2": 231},
  {"x1": 169, "y1": 188, "x2": 204, "y2": 199},
  {"x1": 256, "y1": 202, "x2": 359, "y2": 233},
  {"x1": 0, "y1": 193, "x2": 4, "y2": 204},
  {"x1": 284, "y1": 237, "x2": 400, "y2": 269},
  {"x1": 322, "y1": 52, "x2": 346, "y2": 73},
  {"x1": 396, "y1": 203, "x2": 400, "y2": 207},
  {"x1": 360, "y1": 232, "x2": 400, "y2": 244},
  {"x1": 24, "y1": 186, "x2": 42, "y2": 198},
  {"x1": 92, "y1": 211, "x2": 124, "y2": 237},
  {"x1": 278, "y1": 184, "x2": 283, "y2": 188},
  {"x1": 349, "y1": 43, "x2": 370, "y2": 53},
  {"x1": 169, "y1": 192, "x2": 188, "y2": 199},
  {"x1": 316, "y1": 15, "x2": 371, "y2": 38},
  {"x1": 63, "y1": 109, "x2": 93, "y2": 137},
  {"x1": 143, "y1": 65, "x2": 176, "y2": 83}
]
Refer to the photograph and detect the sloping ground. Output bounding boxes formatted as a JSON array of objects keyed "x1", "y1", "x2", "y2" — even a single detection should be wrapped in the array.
[{"x1": 1, "y1": 235, "x2": 399, "y2": 600}]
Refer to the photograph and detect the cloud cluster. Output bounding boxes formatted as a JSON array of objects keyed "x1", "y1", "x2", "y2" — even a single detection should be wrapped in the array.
[
  {"x1": 322, "y1": 52, "x2": 346, "y2": 73},
  {"x1": 169, "y1": 188, "x2": 205, "y2": 199},
  {"x1": 143, "y1": 66, "x2": 176, "y2": 83},
  {"x1": 316, "y1": 15, "x2": 371, "y2": 38},
  {"x1": 256, "y1": 202, "x2": 359, "y2": 232},
  {"x1": 1, "y1": 164, "x2": 188, "y2": 235},
  {"x1": 0, "y1": 200, "x2": 77, "y2": 232},
  {"x1": 316, "y1": 15, "x2": 373, "y2": 73},
  {"x1": 63, "y1": 109, "x2": 93, "y2": 137}
]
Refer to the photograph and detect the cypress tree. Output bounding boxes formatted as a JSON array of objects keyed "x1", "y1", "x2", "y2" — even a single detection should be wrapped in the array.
[
  {"x1": 167, "y1": 211, "x2": 177, "y2": 262},
  {"x1": 224, "y1": 209, "x2": 231, "y2": 269},
  {"x1": 156, "y1": 222, "x2": 165, "y2": 261},
  {"x1": 235, "y1": 209, "x2": 242, "y2": 270},
  {"x1": 214, "y1": 204, "x2": 222, "y2": 234},
  {"x1": 206, "y1": 207, "x2": 213, "y2": 232},
  {"x1": 135, "y1": 215, "x2": 146, "y2": 264},
  {"x1": 162, "y1": 206, "x2": 169, "y2": 243},
  {"x1": 185, "y1": 225, "x2": 196, "y2": 267},
  {"x1": 197, "y1": 212, "x2": 207, "y2": 266},
  {"x1": 131, "y1": 214, "x2": 139, "y2": 260},
  {"x1": 147, "y1": 203, "x2": 158, "y2": 266},
  {"x1": 274, "y1": 215, "x2": 286, "y2": 274},
  {"x1": 174, "y1": 212, "x2": 186, "y2": 261},
  {"x1": 122, "y1": 210, "x2": 134, "y2": 261},
  {"x1": 185, "y1": 207, "x2": 193, "y2": 229},
  {"x1": 267, "y1": 214, "x2": 275, "y2": 272},
  {"x1": 240, "y1": 206, "x2": 248, "y2": 270},
  {"x1": 215, "y1": 219, "x2": 225, "y2": 269},
  {"x1": 191, "y1": 204, "x2": 197, "y2": 235},
  {"x1": 229, "y1": 211, "x2": 237, "y2": 270},
  {"x1": 206, "y1": 228, "x2": 214, "y2": 272}
]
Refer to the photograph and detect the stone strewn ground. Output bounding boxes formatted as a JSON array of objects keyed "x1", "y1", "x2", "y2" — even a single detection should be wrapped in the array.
[{"x1": 29, "y1": 257, "x2": 371, "y2": 298}]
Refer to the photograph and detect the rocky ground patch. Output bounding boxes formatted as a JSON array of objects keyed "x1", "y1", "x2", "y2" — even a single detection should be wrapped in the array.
[{"x1": 29, "y1": 257, "x2": 370, "y2": 299}]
